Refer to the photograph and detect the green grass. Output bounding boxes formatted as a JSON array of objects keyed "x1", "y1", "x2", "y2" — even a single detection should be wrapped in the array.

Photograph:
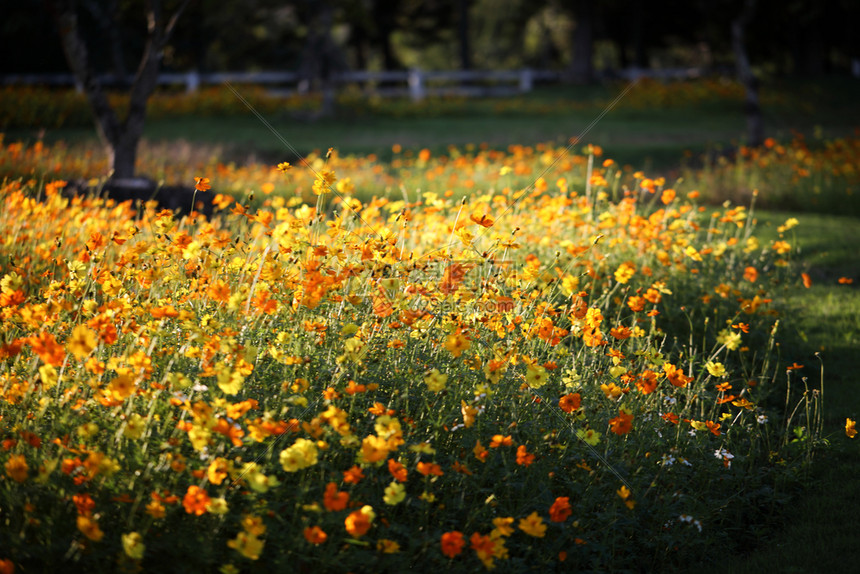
[
  {"x1": 10, "y1": 77, "x2": 860, "y2": 174},
  {"x1": 17, "y1": 102, "x2": 745, "y2": 171},
  {"x1": 716, "y1": 209, "x2": 860, "y2": 573}
]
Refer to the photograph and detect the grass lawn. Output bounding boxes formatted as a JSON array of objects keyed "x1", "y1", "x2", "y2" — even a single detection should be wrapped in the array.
[
  {"x1": 715, "y1": 210, "x2": 860, "y2": 573},
  {"x1": 10, "y1": 76, "x2": 860, "y2": 174}
]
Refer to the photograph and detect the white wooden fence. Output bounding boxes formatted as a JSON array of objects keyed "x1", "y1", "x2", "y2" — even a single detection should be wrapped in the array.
[{"x1": 2, "y1": 67, "x2": 705, "y2": 101}]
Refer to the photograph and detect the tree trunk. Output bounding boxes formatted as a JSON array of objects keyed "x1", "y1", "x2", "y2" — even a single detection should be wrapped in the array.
[
  {"x1": 458, "y1": 0, "x2": 471, "y2": 71},
  {"x1": 373, "y1": 0, "x2": 401, "y2": 71},
  {"x1": 569, "y1": 0, "x2": 594, "y2": 83},
  {"x1": 50, "y1": 0, "x2": 189, "y2": 179},
  {"x1": 732, "y1": 0, "x2": 764, "y2": 147}
]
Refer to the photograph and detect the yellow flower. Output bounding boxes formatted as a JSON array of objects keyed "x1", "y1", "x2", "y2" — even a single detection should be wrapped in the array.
[
  {"x1": 377, "y1": 539, "x2": 400, "y2": 553},
  {"x1": 424, "y1": 368, "x2": 448, "y2": 392},
  {"x1": 217, "y1": 367, "x2": 244, "y2": 395},
  {"x1": 461, "y1": 401, "x2": 480, "y2": 428},
  {"x1": 613, "y1": 262, "x2": 636, "y2": 284},
  {"x1": 491, "y1": 517, "x2": 515, "y2": 538},
  {"x1": 207, "y1": 497, "x2": 229, "y2": 515},
  {"x1": 847, "y1": 418, "x2": 857, "y2": 439},
  {"x1": 277, "y1": 162, "x2": 292, "y2": 173},
  {"x1": 706, "y1": 361, "x2": 727, "y2": 377},
  {"x1": 188, "y1": 424, "x2": 212, "y2": 451},
  {"x1": 123, "y1": 413, "x2": 146, "y2": 440},
  {"x1": 383, "y1": 481, "x2": 406, "y2": 505},
  {"x1": 444, "y1": 332, "x2": 471, "y2": 358},
  {"x1": 208, "y1": 457, "x2": 232, "y2": 485},
  {"x1": 279, "y1": 438, "x2": 319, "y2": 472},
  {"x1": 517, "y1": 511, "x2": 547, "y2": 537},
  {"x1": 227, "y1": 532, "x2": 264, "y2": 560},
  {"x1": 108, "y1": 374, "x2": 136, "y2": 401},
  {"x1": 336, "y1": 177, "x2": 355, "y2": 194},
  {"x1": 241, "y1": 515, "x2": 267, "y2": 537},
  {"x1": 312, "y1": 168, "x2": 336, "y2": 195},
  {"x1": 0, "y1": 271, "x2": 23, "y2": 293},
  {"x1": 122, "y1": 532, "x2": 145, "y2": 560},
  {"x1": 617, "y1": 485, "x2": 636, "y2": 509},
  {"x1": 576, "y1": 428, "x2": 601, "y2": 446},
  {"x1": 359, "y1": 435, "x2": 390, "y2": 464},
  {"x1": 525, "y1": 365, "x2": 548, "y2": 388},
  {"x1": 39, "y1": 364, "x2": 58, "y2": 389},
  {"x1": 67, "y1": 324, "x2": 97, "y2": 360},
  {"x1": 716, "y1": 329, "x2": 742, "y2": 351}
]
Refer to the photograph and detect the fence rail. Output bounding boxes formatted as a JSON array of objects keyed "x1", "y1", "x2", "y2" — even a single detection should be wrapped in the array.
[{"x1": 2, "y1": 67, "x2": 704, "y2": 101}]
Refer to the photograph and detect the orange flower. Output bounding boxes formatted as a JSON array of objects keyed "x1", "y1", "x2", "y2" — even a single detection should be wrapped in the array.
[
  {"x1": 440, "y1": 531, "x2": 465, "y2": 558},
  {"x1": 559, "y1": 393, "x2": 581, "y2": 413},
  {"x1": 743, "y1": 266, "x2": 759, "y2": 283},
  {"x1": 626, "y1": 296, "x2": 645, "y2": 312},
  {"x1": 388, "y1": 458, "x2": 408, "y2": 482},
  {"x1": 194, "y1": 177, "x2": 211, "y2": 192},
  {"x1": 635, "y1": 370, "x2": 659, "y2": 395},
  {"x1": 610, "y1": 325, "x2": 632, "y2": 340},
  {"x1": 77, "y1": 515, "x2": 104, "y2": 541},
  {"x1": 516, "y1": 444, "x2": 535, "y2": 466},
  {"x1": 489, "y1": 435, "x2": 512, "y2": 448},
  {"x1": 303, "y1": 526, "x2": 327, "y2": 545},
  {"x1": 705, "y1": 420, "x2": 721, "y2": 436},
  {"x1": 609, "y1": 410, "x2": 634, "y2": 435},
  {"x1": 660, "y1": 188, "x2": 676, "y2": 204},
  {"x1": 469, "y1": 212, "x2": 495, "y2": 228},
  {"x1": 323, "y1": 482, "x2": 349, "y2": 511},
  {"x1": 182, "y1": 485, "x2": 211, "y2": 515},
  {"x1": 343, "y1": 465, "x2": 365, "y2": 484},
  {"x1": 344, "y1": 506, "x2": 374, "y2": 537},
  {"x1": 417, "y1": 461, "x2": 444, "y2": 476},
  {"x1": 73, "y1": 493, "x2": 95, "y2": 516},
  {"x1": 549, "y1": 496, "x2": 572, "y2": 522},
  {"x1": 470, "y1": 532, "x2": 496, "y2": 568},
  {"x1": 663, "y1": 363, "x2": 693, "y2": 388},
  {"x1": 801, "y1": 273, "x2": 812, "y2": 288},
  {"x1": 27, "y1": 332, "x2": 65, "y2": 367},
  {"x1": 662, "y1": 412, "x2": 679, "y2": 425}
]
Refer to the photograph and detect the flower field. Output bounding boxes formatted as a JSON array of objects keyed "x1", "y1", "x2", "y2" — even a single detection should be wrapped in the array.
[{"x1": 0, "y1": 135, "x2": 831, "y2": 572}]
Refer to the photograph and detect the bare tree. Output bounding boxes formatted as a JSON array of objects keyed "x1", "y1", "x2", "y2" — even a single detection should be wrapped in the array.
[{"x1": 50, "y1": 0, "x2": 191, "y2": 181}]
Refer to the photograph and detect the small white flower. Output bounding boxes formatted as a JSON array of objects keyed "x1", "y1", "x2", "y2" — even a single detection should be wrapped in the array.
[
  {"x1": 660, "y1": 454, "x2": 676, "y2": 467},
  {"x1": 757, "y1": 414, "x2": 769, "y2": 424}
]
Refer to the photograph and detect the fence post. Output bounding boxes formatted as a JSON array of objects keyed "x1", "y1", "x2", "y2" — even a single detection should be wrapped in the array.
[
  {"x1": 186, "y1": 70, "x2": 200, "y2": 93},
  {"x1": 408, "y1": 68, "x2": 425, "y2": 102},
  {"x1": 519, "y1": 68, "x2": 533, "y2": 93}
]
